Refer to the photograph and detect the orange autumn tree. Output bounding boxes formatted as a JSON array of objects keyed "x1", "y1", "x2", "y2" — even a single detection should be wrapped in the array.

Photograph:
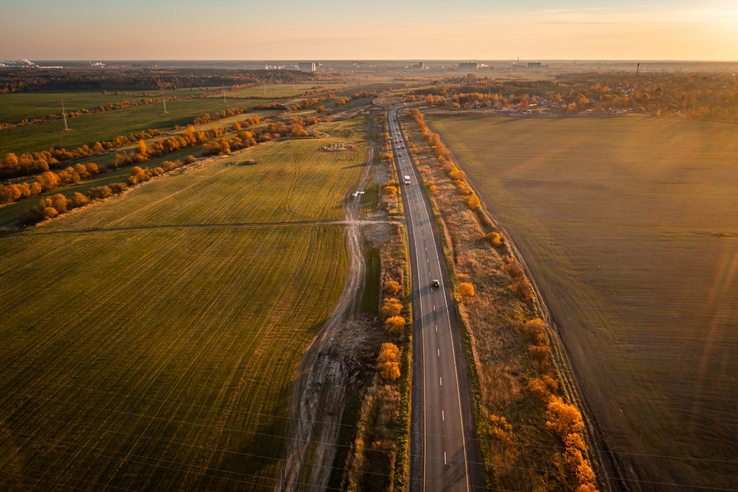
[
  {"x1": 377, "y1": 343, "x2": 401, "y2": 381},
  {"x1": 384, "y1": 316, "x2": 405, "y2": 338}
]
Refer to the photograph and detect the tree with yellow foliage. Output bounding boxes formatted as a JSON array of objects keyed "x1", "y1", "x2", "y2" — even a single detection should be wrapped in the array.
[
  {"x1": 546, "y1": 397, "x2": 584, "y2": 438},
  {"x1": 384, "y1": 316, "x2": 405, "y2": 338},
  {"x1": 379, "y1": 298, "x2": 403, "y2": 319},
  {"x1": 487, "y1": 232, "x2": 504, "y2": 248},
  {"x1": 468, "y1": 194, "x2": 481, "y2": 210},
  {"x1": 383, "y1": 279, "x2": 402, "y2": 296},
  {"x1": 459, "y1": 282, "x2": 475, "y2": 299},
  {"x1": 377, "y1": 343, "x2": 401, "y2": 382}
]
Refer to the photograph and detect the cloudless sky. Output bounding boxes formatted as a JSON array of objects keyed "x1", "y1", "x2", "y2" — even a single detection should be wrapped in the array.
[{"x1": 1, "y1": 0, "x2": 737, "y2": 60}]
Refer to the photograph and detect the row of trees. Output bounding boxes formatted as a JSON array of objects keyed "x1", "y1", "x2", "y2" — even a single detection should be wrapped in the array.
[
  {"x1": 192, "y1": 105, "x2": 249, "y2": 125},
  {"x1": 0, "y1": 67, "x2": 321, "y2": 94},
  {"x1": 2, "y1": 103, "x2": 264, "y2": 182},
  {"x1": 1, "y1": 127, "x2": 162, "y2": 180},
  {"x1": 409, "y1": 72, "x2": 738, "y2": 119},
  {"x1": 201, "y1": 117, "x2": 320, "y2": 157},
  {"x1": 17, "y1": 156, "x2": 195, "y2": 226},
  {"x1": 2, "y1": 119, "x2": 241, "y2": 206},
  {"x1": 525, "y1": 321, "x2": 597, "y2": 492},
  {"x1": 19, "y1": 183, "x2": 121, "y2": 225},
  {"x1": 0, "y1": 163, "x2": 99, "y2": 205},
  {"x1": 410, "y1": 108, "x2": 481, "y2": 212}
]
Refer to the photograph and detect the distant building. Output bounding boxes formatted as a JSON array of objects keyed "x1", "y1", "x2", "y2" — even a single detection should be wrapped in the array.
[
  {"x1": 299, "y1": 62, "x2": 317, "y2": 72},
  {"x1": 0, "y1": 58, "x2": 37, "y2": 68},
  {"x1": 458, "y1": 62, "x2": 479, "y2": 71},
  {"x1": 414, "y1": 62, "x2": 426, "y2": 70},
  {"x1": 528, "y1": 62, "x2": 542, "y2": 69}
]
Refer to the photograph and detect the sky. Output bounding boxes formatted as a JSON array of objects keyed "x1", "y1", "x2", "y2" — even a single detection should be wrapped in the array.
[{"x1": 1, "y1": 0, "x2": 738, "y2": 61}]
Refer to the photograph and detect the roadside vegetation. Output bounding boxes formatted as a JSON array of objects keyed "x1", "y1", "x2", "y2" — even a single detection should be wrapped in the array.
[
  {"x1": 402, "y1": 108, "x2": 598, "y2": 491},
  {"x1": 341, "y1": 112, "x2": 412, "y2": 492}
]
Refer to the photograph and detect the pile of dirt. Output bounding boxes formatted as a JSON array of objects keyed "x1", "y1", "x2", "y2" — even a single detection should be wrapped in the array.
[{"x1": 320, "y1": 142, "x2": 358, "y2": 152}]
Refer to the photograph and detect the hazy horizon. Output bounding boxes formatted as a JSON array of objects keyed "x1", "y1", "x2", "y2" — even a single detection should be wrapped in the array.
[{"x1": 2, "y1": 0, "x2": 737, "y2": 61}]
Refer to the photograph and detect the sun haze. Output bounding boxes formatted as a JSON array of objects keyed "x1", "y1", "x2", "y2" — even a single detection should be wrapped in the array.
[{"x1": 1, "y1": 0, "x2": 737, "y2": 60}]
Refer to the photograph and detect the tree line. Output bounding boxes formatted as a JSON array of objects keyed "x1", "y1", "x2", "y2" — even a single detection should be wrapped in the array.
[
  {"x1": 17, "y1": 157, "x2": 194, "y2": 226},
  {"x1": 404, "y1": 72, "x2": 738, "y2": 119},
  {"x1": 0, "y1": 162, "x2": 99, "y2": 205},
  {"x1": 0, "y1": 67, "x2": 321, "y2": 94},
  {"x1": 0, "y1": 97, "x2": 163, "y2": 130},
  {"x1": 1, "y1": 103, "x2": 261, "y2": 181}
]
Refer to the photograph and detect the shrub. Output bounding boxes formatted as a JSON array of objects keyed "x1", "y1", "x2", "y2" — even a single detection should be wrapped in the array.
[
  {"x1": 379, "y1": 298, "x2": 403, "y2": 319},
  {"x1": 527, "y1": 377, "x2": 553, "y2": 403},
  {"x1": 109, "y1": 182, "x2": 128, "y2": 194},
  {"x1": 383, "y1": 279, "x2": 402, "y2": 296},
  {"x1": 459, "y1": 282, "x2": 475, "y2": 298},
  {"x1": 511, "y1": 278, "x2": 533, "y2": 302},
  {"x1": 523, "y1": 319, "x2": 547, "y2": 345},
  {"x1": 383, "y1": 186, "x2": 397, "y2": 196},
  {"x1": 468, "y1": 194, "x2": 481, "y2": 210},
  {"x1": 487, "y1": 232, "x2": 504, "y2": 248},
  {"x1": 68, "y1": 192, "x2": 88, "y2": 209},
  {"x1": 87, "y1": 186, "x2": 112, "y2": 200},
  {"x1": 528, "y1": 344, "x2": 549, "y2": 362},
  {"x1": 504, "y1": 261, "x2": 524, "y2": 279},
  {"x1": 489, "y1": 415, "x2": 513, "y2": 442},
  {"x1": 384, "y1": 316, "x2": 405, "y2": 338},
  {"x1": 377, "y1": 343, "x2": 401, "y2": 382},
  {"x1": 546, "y1": 397, "x2": 584, "y2": 438}
]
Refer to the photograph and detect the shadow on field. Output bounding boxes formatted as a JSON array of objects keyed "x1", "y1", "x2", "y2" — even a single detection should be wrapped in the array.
[{"x1": 214, "y1": 418, "x2": 287, "y2": 486}]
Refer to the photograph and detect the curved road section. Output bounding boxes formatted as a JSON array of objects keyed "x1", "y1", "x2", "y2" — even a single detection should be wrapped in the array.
[{"x1": 388, "y1": 106, "x2": 481, "y2": 492}]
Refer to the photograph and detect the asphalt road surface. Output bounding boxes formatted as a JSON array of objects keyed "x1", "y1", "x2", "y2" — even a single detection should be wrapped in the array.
[{"x1": 388, "y1": 106, "x2": 479, "y2": 492}]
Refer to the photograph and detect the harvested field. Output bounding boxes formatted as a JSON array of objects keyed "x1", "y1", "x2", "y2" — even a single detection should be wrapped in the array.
[{"x1": 431, "y1": 114, "x2": 738, "y2": 491}]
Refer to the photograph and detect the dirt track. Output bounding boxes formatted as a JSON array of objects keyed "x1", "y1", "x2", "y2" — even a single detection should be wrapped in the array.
[{"x1": 276, "y1": 145, "x2": 375, "y2": 492}]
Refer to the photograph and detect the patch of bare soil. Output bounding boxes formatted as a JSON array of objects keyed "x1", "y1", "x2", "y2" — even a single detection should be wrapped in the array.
[{"x1": 321, "y1": 142, "x2": 358, "y2": 152}]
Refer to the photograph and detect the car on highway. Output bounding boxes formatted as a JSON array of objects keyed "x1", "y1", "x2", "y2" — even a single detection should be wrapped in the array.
[
  {"x1": 432, "y1": 279, "x2": 440, "y2": 288},
  {"x1": 404, "y1": 175, "x2": 411, "y2": 184}
]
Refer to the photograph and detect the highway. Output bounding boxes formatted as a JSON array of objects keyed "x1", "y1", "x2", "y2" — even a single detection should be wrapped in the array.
[{"x1": 387, "y1": 106, "x2": 479, "y2": 492}]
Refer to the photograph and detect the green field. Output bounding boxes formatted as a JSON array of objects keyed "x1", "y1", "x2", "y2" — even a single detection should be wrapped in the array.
[
  {"x1": 0, "y1": 122, "x2": 367, "y2": 490},
  {"x1": 0, "y1": 97, "x2": 271, "y2": 156},
  {"x1": 41, "y1": 128, "x2": 366, "y2": 232},
  {"x1": 0, "y1": 88, "x2": 214, "y2": 123},
  {"x1": 430, "y1": 114, "x2": 738, "y2": 490}
]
